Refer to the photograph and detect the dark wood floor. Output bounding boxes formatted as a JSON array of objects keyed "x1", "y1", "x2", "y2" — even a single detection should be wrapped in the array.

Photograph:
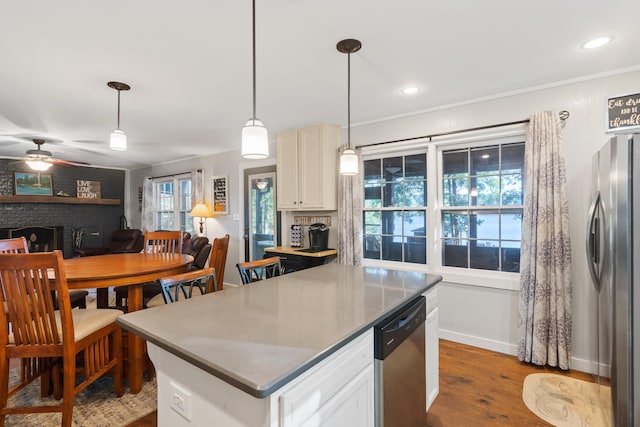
[{"x1": 125, "y1": 339, "x2": 595, "y2": 427}]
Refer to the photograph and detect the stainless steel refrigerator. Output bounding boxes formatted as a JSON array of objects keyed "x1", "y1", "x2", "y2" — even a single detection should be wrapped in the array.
[{"x1": 587, "y1": 134, "x2": 639, "y2": 427}]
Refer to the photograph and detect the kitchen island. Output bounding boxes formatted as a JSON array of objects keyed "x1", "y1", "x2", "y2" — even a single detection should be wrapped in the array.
[{"x1": 117, "y1": 263, "x2": 441, "y2": 426}]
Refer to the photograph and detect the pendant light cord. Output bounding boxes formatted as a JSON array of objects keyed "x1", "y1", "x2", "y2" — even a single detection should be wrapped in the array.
[
  {"x1": 116, "y1": 89, "x2": 121, "y2": 129},
  {"x1": 347, "y1": 50, "x2": 351, "y2": 150},
  {"x1": 252, "y1": 0, "x2": 257, "y2": 122}
]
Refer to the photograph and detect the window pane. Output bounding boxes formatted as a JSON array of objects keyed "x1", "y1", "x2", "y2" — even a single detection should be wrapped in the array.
[
  {"x1": 470, "y1": 244, "x2": 499, "y2": 270},
  {"x1": 443, "y1": 150, "x2": 467, "y2": 177},
  {"x1": 383, "y1": 182, "x2": 404, "y2": 207},
  {"x1": 180, "y1": 179, "x2": 192, "y2": 210},
  {"x1": 501, "y1": 174, "x2": 523, "y2": 205},
  {"x1": 404, "y1": 236, "x2": 426, "y2": 264},
  {"x1": 501, "y1": 246, "x2": 521, "y2": 272},
  {"x1": 364, "y1": 185, "x2": 382, "y2": 208},
  {"x1": 501, "y1": 210, "x2": 522, "y2": 240},
  {"x1": 404, "y1": 210, "x2": 425, "y2": 237},
  {"x1": 442, "y1": 212, "x2": 468, "y2": 240},
  {"x1": 502, "y1": 143, "x2": 525, "y2": 174},
  {"x1": 443, "y1": 241, "x2": 468, "y2": 267},
  {"x1": 381, "y1": 235, "x2": 402, "y2": 261},
  {"x1": 472, "y1": 212, "x2": 500, "y2": 240},
  {"x1": 364, "y1": 211, "x2": 381, "y2": 234},
  {"x1": 472, "y1": 176, "x2": 500, "y2": 206},
  {"x1": 364, "y1": 235, "x2": 381, "y2": 259},
  {"x1": 364, "y1": 159, "x2": 382, "y2": 183},
  {"x1": 443, "y1": 178, "x2": 469, "y2": 206},
  {"x1": 405, "y1": 154, "x2": 426, "y2": 180},
  {"x1": 404, "y1": 180, "x2": 426, "y2": 207},
  {"x1": 382, "y1": 211, "x2": 403, "y2": 235},
  {"x1": 470, "y1": 146, "x2": 499, "y2": 176},
  {"x1": 158, "y1": 213, "x2": 174, "y2": 230},
  {"x1": 383, "y1": 157, "x2": 403, "y2": 182}
]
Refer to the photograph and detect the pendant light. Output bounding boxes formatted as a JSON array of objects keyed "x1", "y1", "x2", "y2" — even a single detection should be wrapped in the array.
[
  {"x1": 337, "y1": 39, "x2": 361, "y2": 175},
  {"x1": 241, "y1": 0, "x2": 269, "y2": 159},
  {"x1": 108, "y1": 81, "x2": 130, "y2": 151}
]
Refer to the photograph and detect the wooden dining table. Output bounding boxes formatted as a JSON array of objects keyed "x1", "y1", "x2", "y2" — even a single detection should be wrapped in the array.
[{"x1": 63, "y1": 252, "x2": 193, "y2": 393}]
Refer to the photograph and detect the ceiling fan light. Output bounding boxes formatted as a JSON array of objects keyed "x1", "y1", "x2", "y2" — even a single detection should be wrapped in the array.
[
  {"x1": 26, "y1": 159, "x2": 52, "y2": 171},
  {"x1": 242, "y1": 119, "x2": 269, "y2": 159},
  {"x1": 110, "y1": 129, "x2": 127, "y2": 151},
  {"x1": 339, "y1": 149, "x2": 359, "y2": 175}
]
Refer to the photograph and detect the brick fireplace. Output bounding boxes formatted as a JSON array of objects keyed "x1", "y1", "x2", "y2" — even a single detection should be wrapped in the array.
[{"x1": 1, "y1": 226, "x2": 64, "y2": 252}]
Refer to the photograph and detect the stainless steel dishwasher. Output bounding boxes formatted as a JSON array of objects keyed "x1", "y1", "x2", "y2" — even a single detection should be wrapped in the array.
[{"x1": 374, "y1": 296, "x2": 427, "y2": 427}]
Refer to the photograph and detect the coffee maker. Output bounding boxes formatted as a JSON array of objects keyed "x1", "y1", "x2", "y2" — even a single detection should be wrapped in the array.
[{"x1": 308, "y1": 223, "x2": 329, "y2": 252}]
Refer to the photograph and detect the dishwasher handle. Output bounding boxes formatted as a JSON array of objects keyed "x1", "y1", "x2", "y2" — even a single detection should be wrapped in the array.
[{"x1": 374, "y1": 296, "x2": 426, "y2": 360}]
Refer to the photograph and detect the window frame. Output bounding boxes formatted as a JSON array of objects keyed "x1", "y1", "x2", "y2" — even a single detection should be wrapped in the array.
[
  {"x1": 153, "y1": 173, "x2": 194, "y2": 234},
  {"x1": 361, "y1": 129, "x2": 525, "y2": 291}
]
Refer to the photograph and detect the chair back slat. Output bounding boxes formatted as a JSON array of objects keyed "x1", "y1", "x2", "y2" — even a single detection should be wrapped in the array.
[
  {"x1": 236, "y1": 256, "x2": 282, "y2": 285},
  {"x1": 0, "y1": 251, "x2": 71, "y2": 347},
  {"x1": 158, "y1": 268, "x2": 216, "y2": 304},
  {"x1": 0, "y1": 237, "x2": 29, "y2": 254},
  {"x1": 210, "y1": 234, "x2": 230, "y2": 290},
  {"x1": 144, "y1": 231, "x2": 182, "y2": 254}
]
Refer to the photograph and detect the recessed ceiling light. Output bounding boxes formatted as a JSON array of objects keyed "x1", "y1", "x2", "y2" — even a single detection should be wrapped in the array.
[
  {"x1": 401, "y1": 86, "x2": 419, "y2": 95},
  {"x1": 582, "y1": 37, "x2": 612, "y2": 49}
]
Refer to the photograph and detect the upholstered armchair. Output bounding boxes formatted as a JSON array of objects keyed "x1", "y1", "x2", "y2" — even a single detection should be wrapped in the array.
[{"x1": 74, "y1": 229, "x2": 144, "y2": 257}]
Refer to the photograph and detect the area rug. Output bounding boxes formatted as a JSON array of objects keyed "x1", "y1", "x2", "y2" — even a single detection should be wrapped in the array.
[
  {"x1": 4, "y1": 366, "x2": 157, "y2": 427},
  {"x1": 522, "y1": 373, "x2": 611, "y2": 427}
]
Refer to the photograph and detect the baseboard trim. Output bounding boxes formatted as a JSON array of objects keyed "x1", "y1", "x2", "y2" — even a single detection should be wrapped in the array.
[{"x1": 439, "y1": 328, "x2": 601, "y2": 375}]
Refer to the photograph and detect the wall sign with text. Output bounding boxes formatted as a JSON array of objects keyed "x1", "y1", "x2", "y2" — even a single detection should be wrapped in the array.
[
  {"x1": 76, "y1": 180, "x2": 101, "y2": 199},
  {"x1": 212, "y1": 175, "x2": 228, "y2": 215},
  {"x1": 607, "y1": 92, "x2": 640, "y2": 133}
]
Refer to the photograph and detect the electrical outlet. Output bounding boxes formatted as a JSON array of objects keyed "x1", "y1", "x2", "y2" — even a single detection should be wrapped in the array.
[{"x1": 169, "y1": 382, "x2": 192, "y2": 421}]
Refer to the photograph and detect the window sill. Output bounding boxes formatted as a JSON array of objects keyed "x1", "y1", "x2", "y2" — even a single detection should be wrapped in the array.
[{"x1": 362, "y1": 260, "x2": 520, "y2": 291}]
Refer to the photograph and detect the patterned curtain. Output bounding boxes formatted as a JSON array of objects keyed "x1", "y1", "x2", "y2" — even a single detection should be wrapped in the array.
[
  {"x1": 140, "y1": 177, "x2": 156, "y2": 233},
  {"x1": 337, "y1": 145, "x2": 363, "y2": 265},
  {"x1": 192, "y1": 168, "x2": 204, "y2": 205},
  {"x1": 517, "y1": 111, "x2": 572, "y2": 370}
]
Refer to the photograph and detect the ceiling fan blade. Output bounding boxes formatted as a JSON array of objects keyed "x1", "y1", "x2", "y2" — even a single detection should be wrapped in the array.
[{"x1": 49, "y1": 158, "x2": 91, "y2": 167}]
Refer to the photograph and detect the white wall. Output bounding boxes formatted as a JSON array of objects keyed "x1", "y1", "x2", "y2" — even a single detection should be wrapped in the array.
[{"x1": 126, "y1": 69, "x2": 640, "y2": 373}]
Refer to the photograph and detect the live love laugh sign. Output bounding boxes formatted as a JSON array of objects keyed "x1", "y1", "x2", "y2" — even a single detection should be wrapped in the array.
[{"x1": 607, "y1": 92, "x2": 640, "y2": 133}]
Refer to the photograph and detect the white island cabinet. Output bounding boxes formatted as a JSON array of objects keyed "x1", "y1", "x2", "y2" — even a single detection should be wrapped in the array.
[
  {"x1": 117, "y1": 264, "x2": 441, "y2": 427},
  {"x1": 149, "y1": 330, "x2": 373, "y2": 427}
]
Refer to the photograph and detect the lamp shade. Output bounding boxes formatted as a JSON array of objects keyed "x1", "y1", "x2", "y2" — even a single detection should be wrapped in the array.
[
  {"x1": 339, "y1": 148, "x2": 359, "y2": 175},
  {"x1": 242, "y1": 119, "x2": 269, "y2": 159},
  {"x1": 26, "y1": 160, "x2": 52, "y2": 171},
  {"x1": 190, "y1": 203, "x2": 212, "y2": 218},
  {"x1": 110, "y1": 129, "x2": 127, "y2": 151}
]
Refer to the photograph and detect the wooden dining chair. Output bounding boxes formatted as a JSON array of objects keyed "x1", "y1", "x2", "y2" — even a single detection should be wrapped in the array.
[
  {"x1": 145, "y1": 267, "x2": 216, "y2": 308},
  {"x1": 115, "y1": 230, "x2": 183, "y2": 307},
  {"x1": 236, "y1": 256, "x2": 282, "y2": 285},
  {"x1": 0, "y1": 250, "x2": 123, "y2": 427},
  {"x1": 210, "y1": 234, "x2": 230, "y2": 290},
  {"x1": 144, "y1": 230, "x2": 182, "y2": 254}
]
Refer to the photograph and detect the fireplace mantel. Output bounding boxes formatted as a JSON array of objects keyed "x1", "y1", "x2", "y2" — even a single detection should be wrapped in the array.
[{"x1": 0, "y1": 195, "x2": 120, "y2": 205}]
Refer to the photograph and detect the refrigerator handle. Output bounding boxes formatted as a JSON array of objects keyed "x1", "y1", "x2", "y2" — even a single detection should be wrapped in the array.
[{"x1": 586, "y1": 191, "x2": 602, "y2": 291}]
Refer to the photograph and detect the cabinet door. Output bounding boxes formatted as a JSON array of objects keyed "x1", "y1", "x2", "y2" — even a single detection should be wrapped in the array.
[
  {"x1": 297, "y1": 125, "x2": 326, "y2": 209},
  {"x1": 277, "y1": 130, "x2": 300, "y2": 209},
  {"x1": 426, "y1": 306, "x2": 439, "y2": 410}
]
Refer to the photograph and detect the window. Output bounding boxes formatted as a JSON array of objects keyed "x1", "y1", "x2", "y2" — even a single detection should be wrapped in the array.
[
  {"x1": 155, "y1": 175, "x2": 194, "y2": 234},
  {"x1": 363, "y1": 152, "x2": 427, "y2": 263},
  {"x1": 361, "y1": 133, "x2": 525, "y2": 283},
  {"x1": 440, "y1": 142, "x2": 524, "y2": 272}
]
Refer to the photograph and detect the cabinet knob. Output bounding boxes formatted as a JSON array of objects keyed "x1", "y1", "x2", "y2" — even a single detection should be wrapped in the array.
[
  {"x1": 299, "y1": 201, "x2": 303, "y2": 204},
  {"x1": 293, "y1": 201, "x2": 297, "y2": 204}
]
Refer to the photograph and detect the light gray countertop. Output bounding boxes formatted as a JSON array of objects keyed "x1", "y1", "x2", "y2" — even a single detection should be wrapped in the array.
[{"x1": 116, "y1": 263, "x2": 441, "y2": 398}]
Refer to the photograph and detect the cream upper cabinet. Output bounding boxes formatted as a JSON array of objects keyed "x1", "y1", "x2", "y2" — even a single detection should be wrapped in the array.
[{"x1": 276, "y1": 123, "x2": 340, "y2": 210}]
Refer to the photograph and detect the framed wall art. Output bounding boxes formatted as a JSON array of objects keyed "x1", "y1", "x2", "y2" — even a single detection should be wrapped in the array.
[
  {"x1": 212, "y1": 175, "x2": 229, "y2": 215},
  {"x1": 14, "y1": 172, "x2": 53, "y2": 196}
]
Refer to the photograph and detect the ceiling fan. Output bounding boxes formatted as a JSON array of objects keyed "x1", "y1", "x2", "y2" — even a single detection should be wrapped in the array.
[{"x1": 23, "y1": 139, "x2": 90, "y2": 170}]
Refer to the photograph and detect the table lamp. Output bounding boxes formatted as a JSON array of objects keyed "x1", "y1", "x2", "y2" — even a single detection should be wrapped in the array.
[{"x1": 190, "y1": 203, "x2": 213, "y2": 234}]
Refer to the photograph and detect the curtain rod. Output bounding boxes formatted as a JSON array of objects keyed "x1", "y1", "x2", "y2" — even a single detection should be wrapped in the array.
[
  {"x1": 149, "y1": 168, "x2": 202, "y2": 180},
  {"x1": 357, "y1": 110, "x2": 570, "y2": 149}
]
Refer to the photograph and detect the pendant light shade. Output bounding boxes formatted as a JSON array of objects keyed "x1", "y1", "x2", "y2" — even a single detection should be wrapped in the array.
[
  {"x1": 337, "y1": 39, "x2": 361, "y2": 176},
  {"x1": 108, "y1": 81, "x2": 130, "y2": 151},
  {"x1": 242, "y1": 0, "x2": 269, "y2": 159},
  {"x1": 26, "y1": 160, "x2": 52, "y2": 171},
  {"x1": 242, "y1": 119, "x2": 269, "y2": 159}
]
